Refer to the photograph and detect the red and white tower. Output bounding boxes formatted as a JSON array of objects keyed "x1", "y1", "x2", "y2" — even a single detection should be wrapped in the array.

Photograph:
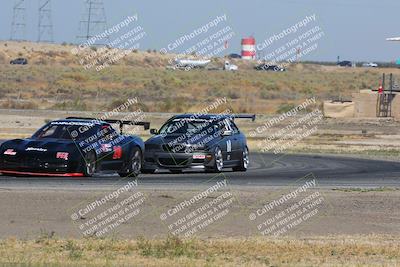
[{"x1": 241, "y1": 37, "x2": 256, "y2": 60}]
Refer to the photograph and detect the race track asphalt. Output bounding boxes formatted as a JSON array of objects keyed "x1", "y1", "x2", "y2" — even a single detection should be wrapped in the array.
[{"x1": 0, "y1": 153, "x2": 399, "y2": 190}]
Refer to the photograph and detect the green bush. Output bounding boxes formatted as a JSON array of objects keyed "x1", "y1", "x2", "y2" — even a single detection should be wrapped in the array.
[
  {"x1": 227, "y1": 90, "x2": 240, "y2": 99},
  {"x1": 276, "y1": 102, "x2": 296, "y2": 114},
  {"x1": 0, "y1": 99, "x2": 39, "y2": 109},
  {"x1": 137, "y1": 235, "x2": 196, "y2": 259},
  {"x1": 0, "y1": 53, "x2": 5, "y2": 64}
]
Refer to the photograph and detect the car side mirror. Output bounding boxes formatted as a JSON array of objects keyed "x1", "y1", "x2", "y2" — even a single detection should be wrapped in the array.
[
  {"x1": 150, "y1": 129, "x2": 158, "y2": 135},
  {"x1": 221, "y1": 130, "x2": 233, "y2": 136}
]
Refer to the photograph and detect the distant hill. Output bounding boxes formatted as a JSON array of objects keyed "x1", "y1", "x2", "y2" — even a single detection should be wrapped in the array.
[{"x1": 0, "y1": 41, "x2": 398, "y2": 114}]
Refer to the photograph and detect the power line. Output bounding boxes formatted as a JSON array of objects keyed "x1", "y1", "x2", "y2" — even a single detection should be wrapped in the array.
[
  {"x1": 77, "y1": 0, "x2": 109, "y2": 44},
  {"x1": 10, "y1": 0, "x2": 26, "y2": 41},
  {"x1": 38, "y1": 0, "x2": 54, "y2": 43}
]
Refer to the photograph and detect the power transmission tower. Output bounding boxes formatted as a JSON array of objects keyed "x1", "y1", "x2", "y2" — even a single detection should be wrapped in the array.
[
  {"x1": 38, "y1": 0, "x2": 54, "y2": 43},
  {"x1": 10, "y1": 0, "x2": 26, "y2": 41},
  {"x1": 77, "y1": 0, "x2": 109, "y2": 44}
]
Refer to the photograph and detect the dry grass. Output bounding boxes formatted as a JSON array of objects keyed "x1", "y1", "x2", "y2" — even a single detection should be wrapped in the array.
[
  {"x1": 0, "y1": 235, "x2": 399, "y2": 266},
  {"x1": 0, "y1": 41, "x2": 392, "y2": 114}
]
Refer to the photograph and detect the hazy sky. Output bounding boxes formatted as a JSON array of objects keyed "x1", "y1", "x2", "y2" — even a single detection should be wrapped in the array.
[{"x1": 1, "y1": 0, "x2": 399, "y2": 61}]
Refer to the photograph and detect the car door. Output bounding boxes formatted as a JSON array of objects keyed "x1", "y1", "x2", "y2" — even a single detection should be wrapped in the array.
[
  {"x1": 97, "y1": 125, "x2": 124, "y2": 170},
  {"x1": 226, "y1": 120, "x2": 242, "y2": 161},
  {"x1": 220, "y1": 119, "x2": 235, "y2": 162}
]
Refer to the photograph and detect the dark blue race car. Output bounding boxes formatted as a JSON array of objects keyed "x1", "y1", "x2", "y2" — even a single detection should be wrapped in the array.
[
  {"x1": 143, "y1": 114, "x2": 255, "y2": 174},
  {"x1": 0, "y1": 117, "x2": 149, "y2": 177}
]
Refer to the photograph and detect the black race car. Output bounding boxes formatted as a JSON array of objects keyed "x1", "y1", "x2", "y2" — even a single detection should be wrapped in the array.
[
  {"x1": 0, "y1": 117, "x2": 150, "y2": 177},
  {"x1": 337, "y1": 60, "x2": 352, "y2": 67},
  {"x1": 10, "y1": 58, "x2": 28, "y2": 65},
  {"x1": 142, "y1": 114, "x2": 255, "y2": 174},
  {"x1": 228, "y1": 53, "x2": 241, "y2": 59},
  {"x1": 255, "y1": 64, "x2": 286, "y2": 71}
]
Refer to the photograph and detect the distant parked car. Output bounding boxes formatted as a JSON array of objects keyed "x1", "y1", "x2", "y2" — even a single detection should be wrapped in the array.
[
  {"x1": 228, "y1": 53, "x2": 241, "y2": 59},
  {"x1": 10, "y1": 58, "x2": 28, "y2": 65},
  {"x1": 224, "y1": 61, "x2": 238, "y2": 71},
  {"x1": 255, "y1": 64, "x2": 286, "y2": 72},
  {"x1": 362, "y1": 62, "x2": 378, "y2": 68},
  {"x1": 337, "y1": 61, "x2": 352, "y2": 67}
]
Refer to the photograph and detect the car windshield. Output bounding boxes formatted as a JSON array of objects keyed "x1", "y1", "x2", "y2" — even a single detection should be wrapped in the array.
[
  {"x1": 159, "y1": 118, "x2": 220, "y2": 135},
  {"x1": 32, "y1": 122, "x2": 98, "y2": 140}
]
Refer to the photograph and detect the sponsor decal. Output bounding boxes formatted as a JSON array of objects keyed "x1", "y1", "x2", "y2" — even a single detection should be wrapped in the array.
[
  {"x1": 26, "y1": 147, "x2": 47, "y2": 152},
  {"x1": 193, "y1": 154, "x2": 206, "y2": 159},
  {"x1": 112, "y1": 146, "x2": 122, "y2": 159},
  {"x1": 56, "y1": 152, "x2": 69, "y2": 160},
  {"x1": 101, "y1": 144, "x2": 112, "y2": 153},
  {"x1": 4, "y1": 149, "x2": 17, "y2": 156},
  {"x1": 51, "y1": 121, "x2": 95, "y2": 127},
  {"x1": 226, "y1": 140, "x2": 232, "y2": 152}
]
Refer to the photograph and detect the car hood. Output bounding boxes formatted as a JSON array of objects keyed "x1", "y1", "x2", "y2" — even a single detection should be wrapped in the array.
[
  {"x1": 1, "y1": 138, "x2": 78, "y2": 153},
  {"x1": 146, "y1": 133, "x2": 220, "y2": 148}
]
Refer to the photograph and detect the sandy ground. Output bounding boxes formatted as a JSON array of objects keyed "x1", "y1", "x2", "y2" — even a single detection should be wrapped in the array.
[{"x1": 0, "y1": 187, "x2": 399, "y2": 239}]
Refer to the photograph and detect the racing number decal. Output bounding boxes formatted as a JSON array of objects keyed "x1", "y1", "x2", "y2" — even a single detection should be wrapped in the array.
[
  {"x1": 226, "y1": 140, "x2": 232, "y2": 161},
  {"x1": 112, "y1": 146, "x2": 122, "y2": 159},
  {"x1": 227, "y1": 140, "x2": 232, "y2": 153}
]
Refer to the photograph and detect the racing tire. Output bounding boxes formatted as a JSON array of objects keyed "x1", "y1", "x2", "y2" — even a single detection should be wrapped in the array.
[
  {"x1": 233, "y1": 146, "x2": 249, "y2": 172},
  {"x1": 206, "y1": 147, "x2": 224, "y2": 173},
  {"x1": 118, "y1": 147, "x2": 142, "y2": 178},
  {"x1": 83, "y1": 151, "x2": 97, "y2": 177}
]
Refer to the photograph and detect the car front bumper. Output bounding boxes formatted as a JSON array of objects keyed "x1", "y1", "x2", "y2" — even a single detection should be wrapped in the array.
[
  {"x1": 143, "y1": 151, "x2": 214, "y2": 170},
  {"x1": 0, "y1": 155, "x2": 83, "y2": 176}
]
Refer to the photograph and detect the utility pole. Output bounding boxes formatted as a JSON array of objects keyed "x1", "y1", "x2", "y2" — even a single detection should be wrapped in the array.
[
  {"x1": 10, "y1": 0, "x2": 26, "y2": 41},
  {"x1": 38, "y1": 0, "x2": 54, "y2": 43},
  {"x1": 77, "y1": 0, "x2": 108, "y2": 44}
]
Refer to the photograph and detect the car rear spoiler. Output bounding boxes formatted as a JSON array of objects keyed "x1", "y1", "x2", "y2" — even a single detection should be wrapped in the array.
[
  {"x1": 231, "y1": 114, "x2": 256, "y2": 121},
  {"x1": 65, "y1": 117, "x2": 151, "y2": 133},
  {"x1": 105, "y1": 119, "x2": 151, "y2": 132}
]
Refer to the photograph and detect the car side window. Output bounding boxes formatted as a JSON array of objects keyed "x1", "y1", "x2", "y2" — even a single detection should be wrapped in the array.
[
  {"x1": 223, "y1": 119, "x2": 233, "y2": 132},
  {"x1": 39, "y1": 125, "x2": 57, "y2": 138},
  {"x1": 98, "y1": 125, "x2": 118, "y2": 142},
  {"x1": 230, "y1": 121, "x2": 240, "y2": 134}
]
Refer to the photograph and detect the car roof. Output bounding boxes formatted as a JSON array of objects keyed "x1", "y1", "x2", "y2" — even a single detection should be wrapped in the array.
[
  {"x1": 171, "y1": 114, "x2": 230, "y2": 121},
  {"x1": 49, "y1": 119, "x2": 107, "y2": 126}
]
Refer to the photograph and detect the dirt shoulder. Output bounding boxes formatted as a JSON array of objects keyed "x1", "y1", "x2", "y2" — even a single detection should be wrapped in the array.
[
  {"x1": 0, "y1": 186, "x2": 399, "y2": 266},
  {"x1": 0, "y1": 188, "x2": 399, "y2": 239}
]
